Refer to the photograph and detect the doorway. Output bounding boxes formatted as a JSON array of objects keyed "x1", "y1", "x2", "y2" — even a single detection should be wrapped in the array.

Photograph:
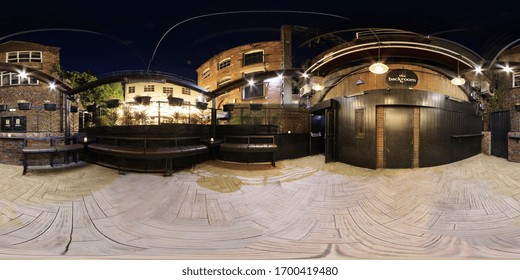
[
  {"x1": 490, "y1": 110, "x2": 510, "y2": 159},
  {"x1": 384, "y1": 107, "x2": 414, "y2": 168}
]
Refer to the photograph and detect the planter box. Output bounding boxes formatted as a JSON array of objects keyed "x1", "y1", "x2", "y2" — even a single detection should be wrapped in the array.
[
  {"x1": 86, "y1": 104, "x2": 97, "y2": 112},
  {"x1": 106, "y1": 99, "x2": 120, "y2": 108},
  {"x1": 223, "y1": 104, "x2": 235, "y2": 112},
  {"x1": 18, "y1": 102, "x2": 32, "y2": 110},
  {"x1": 168, "y1": 97, "x2": 183, "y2": 107},
  {"x1": 70, "y1": 105, "x2": 79, "y2": 113},
  {"x1": 0, "y1": 104, "x2": 7, "y2": 111},
  {"x1": 196, "y1": 101, "x2": 208, "y2": 110},
  {"x1": 134, "y1": 96, "x2": 151, "y2": 105},
  {"x1": 44, "y1": 103, "x2": 57, "y2": 111}
]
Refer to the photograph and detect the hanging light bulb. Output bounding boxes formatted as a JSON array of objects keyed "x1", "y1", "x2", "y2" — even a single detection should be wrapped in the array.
[
  {"x1": 369, "y1": 43, "x2": 389, "y2": 74},
  {"x1": 451, "y1": 57, "x2": 466, "y2": 86}
]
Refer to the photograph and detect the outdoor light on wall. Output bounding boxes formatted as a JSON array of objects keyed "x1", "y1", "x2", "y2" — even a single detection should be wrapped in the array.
[
  {"x1": 451, "y1": 58, "x2": 466, "y2": 86},
  {"x1": 356, "y1": 79, "x2": 365, "y2": 86},
  {"x1": 49, "y1": 82, "x2": 57, "y2": 90}
]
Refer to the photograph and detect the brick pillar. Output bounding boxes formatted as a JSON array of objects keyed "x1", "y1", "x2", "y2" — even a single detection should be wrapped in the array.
[
  {"x1": 481, "y1": 131, "x2": 491, "y2": 155},
  {"x1": 376, "y1": 106, "x2": 384, "y2": 168},
  {"x1": 508, "y1": 132, "x2": 520, "y2": 162}
]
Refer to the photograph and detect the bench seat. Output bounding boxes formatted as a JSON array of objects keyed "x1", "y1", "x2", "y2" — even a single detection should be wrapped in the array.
[{"x1": 220, "y1": 136, "x2": 277, "y2": 166}]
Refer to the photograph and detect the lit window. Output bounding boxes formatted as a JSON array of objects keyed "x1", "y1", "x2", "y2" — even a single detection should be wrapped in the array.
[
  {"x1": 243, "y1": 51, "x2": 264, "y2": 66},
  {"x1": 0, "y1": 71, "x2": 39, "y2": 86},
  {"x1": 202, "y1": 68, "x2": 210, "y2": 79},
  {"x1": 182, "y1": 87, "x2": 191, "y2": 95},
  {"x1": 218, "y1": 58, "x2": 231, "y2": 71},
  {"x1": 242, "y1": 73, "x2": 265, "y2": 99},
  {"x1": 144, "y1": 85, "x2": 154, "y2": 92},
  {"x1": 128, "y1": 86, "x2": 135, "y2": 93},
  {"x1": 513, "y1": 72, "x2": 520, "y2": 88},
  {"x1": 6, "y1": 51, "x2": 43, "y2": 63},
  {"x1": 163, "y1": 87, "x2": 173, "y2": 94}
]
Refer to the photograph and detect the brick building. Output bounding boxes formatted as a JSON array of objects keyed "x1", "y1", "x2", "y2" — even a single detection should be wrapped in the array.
[
  {"x1": 0, "y1": 41, "x2": 72, "y2": 165},
  {"x1": 196, "y1": 41, "x2": 285, "y2": 109}
]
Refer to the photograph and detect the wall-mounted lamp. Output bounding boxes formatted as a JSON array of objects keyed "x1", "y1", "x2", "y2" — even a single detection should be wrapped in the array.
[{"x1": 356, "y1": 79, "x2": 365, "y2": 85}]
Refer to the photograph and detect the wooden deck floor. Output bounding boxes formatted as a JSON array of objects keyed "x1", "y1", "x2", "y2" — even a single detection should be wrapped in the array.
[{"x1": 1, "y1": 154, "x2": 520, "y2": 259}]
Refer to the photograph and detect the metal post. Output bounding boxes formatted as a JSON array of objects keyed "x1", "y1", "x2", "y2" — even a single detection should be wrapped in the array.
[
  {"x1": 64, "y1": 93, "x2": 70, "y2": 142},
  {"x1": 211, "y1": 98, "x2": 217, "y2": 139}
]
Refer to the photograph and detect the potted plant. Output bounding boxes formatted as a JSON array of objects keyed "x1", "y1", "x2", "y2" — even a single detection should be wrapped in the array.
[
  {"x1": 0, "y1": 104, "x2": 7, "y2": 111},
  {"x1": 134, "y1": 96, "x2": 151, "y2": 105},
  {"x1": 223, "y1": 104, "x2": 235, "y2": 112},
  {"x1": 43, "y1": 100, "x2": 57, "y2": 111},
  {"x1": 106, "y1": 99, "x2": 120, "y2": 108},
  {"x1": 168, "y1": 96, "x2": 183, "y2": 107},
  {"x1": 17, "y1": 100, "x2": 31, "y2": 110},
  {"x1": 86, "y1": 103, "x2": 97, "y2": 112},
  {"x1": 196, "y1": 101, "x2": 208, "y2": 110}
]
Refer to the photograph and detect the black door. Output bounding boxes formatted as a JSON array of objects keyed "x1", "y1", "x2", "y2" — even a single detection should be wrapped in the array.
[
  {"x1": 324, "y1": 108, "x2": 336, "y2": 162},
  {"x1": 310, "y1": 113, "x2": 325, "y2": 155},
  {"x1": 384, "y1": 107, "x2": 414, "y2": 168},
  {"x1": 490, "y1": 110, "x2": 510, "y2": 159}
]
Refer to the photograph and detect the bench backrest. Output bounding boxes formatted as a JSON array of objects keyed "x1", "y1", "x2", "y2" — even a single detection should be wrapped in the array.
[
  {"x1": 93, "y1": 136, "x2": 202, "y2": 148},
  {"x1": 224, "y1": 135, "x2": 275, "y2": 144}
]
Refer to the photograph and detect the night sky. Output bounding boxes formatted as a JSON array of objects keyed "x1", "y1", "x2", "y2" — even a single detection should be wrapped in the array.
[{"x1": 1, "y1": 0, "x2": 519, "y2": 81}]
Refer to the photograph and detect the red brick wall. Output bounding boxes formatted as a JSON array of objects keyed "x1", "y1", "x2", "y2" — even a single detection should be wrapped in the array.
[
  {"x1": 508, "y1": 132, "x2": 520, "y2": 162},
  {"x1": 482, "y1": 131, "x2": 491, "y2": 155}
]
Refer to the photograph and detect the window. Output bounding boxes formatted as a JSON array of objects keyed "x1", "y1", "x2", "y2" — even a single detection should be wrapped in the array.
[
  {"x1": 163, "y1": 87, "x2": 173, "y2": 95},
  {"x1": 0, "y1": 71, "x2": 39, "y2": 86},
  {"x1": 182, "y1": 87, "x2": 191, "y2": 95},
  {"x1": 128, "y1": 86, "x2": 135, "y2": 93},
  {"x1": 143, "y1": 85, "x2": 154, "y2": 92},
  {"x1": 6, "y1": 51, "x2": 42, "y2": 63},
  {"x1": 514, "y1": 72, "x2": 520, "y2": 88},
  {"x1": 217, "y1": 77, "x2": 231, "y2": 87},
  {"x1": 202, "y1": 68, "x2": 210, "y2": 79},
  {"x1": 355, "y1": 108, "x2": 365, "y2": 138},
  {"x1": 218, "y1": 58, "x2": 231, "y2": 71},
  {"x1": 242, "y1": 73, "x2": 265, "y2": 99},
  {"x1": 243, "y1": 51, "x2": 264, "y2": 66}
]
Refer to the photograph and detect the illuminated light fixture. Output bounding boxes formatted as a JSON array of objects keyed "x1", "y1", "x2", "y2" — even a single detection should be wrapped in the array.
[
  {"x1": 475, "y1": 65, "x2": 482, "y2": 74},
  {"x1": 503, "y1": 65, "x2": 513, "y2": 73},
  {"x1": 247, "y1": 79, "x2": 255, "y2": 86},
  {"x1": 302, "y1": 73, "x2": 309, "y2": 79},
  {"x1": 19, "y1": 70, "x2": 27, "y2": 79},
  {"x1": 356, "y1": 79, "x2": 365, "y2": 85},
  {"x1": 312, "y1": 83, "x2": 323, "y2": 91},
  {"x1": 451, "y1": 58, "x2": 466, "y2": 86},
  {"x1": 368, "y1": 42, "x2": 388, "y2": 74},
  {"x1": 49, "y1": 82, "x2": 57, "y2": 90},
  {"x1": 277, "y1": 73, "x2": 284, "y2": 80}
]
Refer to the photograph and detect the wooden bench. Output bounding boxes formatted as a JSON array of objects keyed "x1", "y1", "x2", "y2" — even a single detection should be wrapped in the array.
[
  {"x1": 22, "y1": 137, "x2": 84, "y2": 175},
  {"x1": 86, "y1": 136, "x2": 208, "y2": 176},
  {"x1": 220, "y1": 135, "x2": 278, "y2": 167}
]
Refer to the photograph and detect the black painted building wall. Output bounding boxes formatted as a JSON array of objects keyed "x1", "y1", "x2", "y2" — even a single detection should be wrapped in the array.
[{"x1": 336, "y1": 89, "x2": 482, "y2": 169}]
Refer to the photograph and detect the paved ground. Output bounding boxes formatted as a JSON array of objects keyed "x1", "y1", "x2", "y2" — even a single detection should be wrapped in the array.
[{"x1": 1, "y1": 154, "x2": 520, "y2": 259}]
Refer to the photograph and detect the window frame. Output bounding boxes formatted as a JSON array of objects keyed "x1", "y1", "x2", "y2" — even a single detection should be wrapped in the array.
[
  {"x1": 143, "y1": 85, "x2": 155, "y2": 92},
  {"x1": 243, "y1": 50, "x2": 264, "y2": 66},
  {"x1": 181, "y1": 87, "x2": 191, "y2": 95},
  {"x1": 218, "y1": 58, "x2": 231, "y2": 71},
  {"x1": 202, "y1": 68, "x2": 211, "y2": 79},
  {"x1": 163, "y1": 87, "x2": 174, "y2": 95},
  {"x1": 6, "y1": 51, "x2": 43, "y2": 63},
  {"x1": 0, "y1": 71, "x2": 39, "y2": 86},
  {"x1": 513, "y1": 72, "x2": 520, "y2": 88}
]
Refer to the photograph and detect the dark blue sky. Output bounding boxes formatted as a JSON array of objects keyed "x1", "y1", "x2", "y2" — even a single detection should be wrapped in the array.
[{"x1": 1, "y1": 0, "x2": 519, "y2": 81}]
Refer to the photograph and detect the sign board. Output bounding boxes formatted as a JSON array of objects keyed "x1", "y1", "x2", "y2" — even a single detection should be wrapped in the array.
[{"x1": 386, "y1": 70, "x2": 418, "y2": 88}]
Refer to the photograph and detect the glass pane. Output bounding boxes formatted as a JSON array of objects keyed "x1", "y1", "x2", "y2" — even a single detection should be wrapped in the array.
[{"x1": 243, "y1": 52, "x2": 263, "y2": 66}]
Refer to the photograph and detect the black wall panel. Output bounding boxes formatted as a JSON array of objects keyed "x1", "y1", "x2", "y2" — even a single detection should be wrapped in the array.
[{"x1": 336, "y1": 89, "x2": 482, "y2": 169}]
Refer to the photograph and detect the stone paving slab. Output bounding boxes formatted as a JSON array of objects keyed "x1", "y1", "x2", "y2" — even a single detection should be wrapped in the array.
[{"x1": 1, "y1": 154, "x2": 520, "y2": 259}]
